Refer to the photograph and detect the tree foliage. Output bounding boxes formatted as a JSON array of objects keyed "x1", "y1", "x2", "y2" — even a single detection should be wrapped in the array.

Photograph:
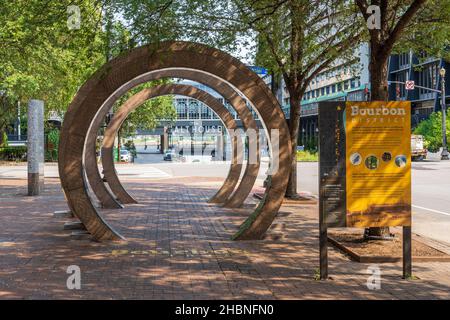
[
  {"x1": 354, "y1": 0, "x2": 449, "y2": 100},
  {"x1": 414, "y1": 111, "x2": 450, "y2": 152},
  {"x1": 0, "y1": 1, "x2": 105, "y2": 117},
  {"x1": 1, "y1": 0, "x2": 177, "y2": 141},
  {"x1": 392, "y1": 0, "x2": 450, "y2": 61}
]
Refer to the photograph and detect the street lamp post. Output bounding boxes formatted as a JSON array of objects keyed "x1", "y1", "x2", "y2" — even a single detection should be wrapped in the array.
[
  {"x1": 440, "y1": 67, "x2": 449, "y2": 160},
  {"x1": 17, "y1": 101, "x2": 21, "y2": 141}
]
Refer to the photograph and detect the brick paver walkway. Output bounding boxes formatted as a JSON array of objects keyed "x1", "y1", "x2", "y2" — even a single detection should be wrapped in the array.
[{"x1": 1, "y1": 176, "x2": 449, "y2": 299}]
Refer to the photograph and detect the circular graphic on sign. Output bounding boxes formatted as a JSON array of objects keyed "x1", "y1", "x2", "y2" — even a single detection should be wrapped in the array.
[
  {"x1": 382, "y1": 152, "x2": 392, "y2": 162},
  {"x1": 395, "y1": 155, "x2": 407, "y2": 168},
  {"x1": 350, "y1": 152, "x2": 362, "y2": 165},
  {"x1": 365, "y1": 155, "x2": 379, "y2": 170}
]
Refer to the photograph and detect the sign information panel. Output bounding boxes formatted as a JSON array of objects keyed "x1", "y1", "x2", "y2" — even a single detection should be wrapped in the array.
[{"x1": 319, "y1": 101, "x2": 411, "y2": 228}]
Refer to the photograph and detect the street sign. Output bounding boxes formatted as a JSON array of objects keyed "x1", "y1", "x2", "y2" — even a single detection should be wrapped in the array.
[
  {"x1": 318, "y1": 101, "x2": 412, "y2": 228},
  {"x1": 248, "y1": 66, "x2": 268, "y2": 75},
  {"x1": 405, "y1": 80, "x2": 415, "y2": 90},
  {"x1": 318, "y1": 101, "x2": 413, "y2": 279}
]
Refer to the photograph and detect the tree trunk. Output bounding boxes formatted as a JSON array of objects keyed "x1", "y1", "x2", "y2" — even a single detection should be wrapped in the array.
[
  {"x1": 369, "y1": 49, "x2": 389, "y2": 101},
  {"x1": 285, "y1": 92, "x2": 301, "y2": 198},
  {"x1": 366, "y1": 49, "x2": 391, "y2": 238}
]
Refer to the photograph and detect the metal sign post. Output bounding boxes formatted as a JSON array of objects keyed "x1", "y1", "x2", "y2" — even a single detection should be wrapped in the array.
[
  {"x1": 319, "y1": 213, "x2": 328, "y2": 280},
  {"x1": 318, "y1": 102, "x2": 347, "y2": 280},
  {"x1": 403, "y1": 226, "x2": 412, "y2": 278}
]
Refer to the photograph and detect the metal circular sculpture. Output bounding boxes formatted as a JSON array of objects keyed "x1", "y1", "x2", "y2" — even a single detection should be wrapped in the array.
[
  {"x1": 58, "y1": 41, "x2": 291, "y2": 241},
  {"x1": 85, "y1": 69, "x2": 260, "y2": 209},
  {"x1": 100, "y1": 84, "x2": 243, "y2": 205}
]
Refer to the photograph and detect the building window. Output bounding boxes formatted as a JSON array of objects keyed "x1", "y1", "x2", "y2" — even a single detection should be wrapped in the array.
[
  {"x1": 399, "y1": 52, "x2": 410, "y2": 68},
  {"x1": 188, "y1": 99, "x2": 199, "y2": 119},
  {"x1": 418, "y1": 62, "x2": 438, "y2": 99},
  {"x1": 200, "y1": 103, "x2": 211, "y2": 119},
  {"x1": 176, "y1": 98, "x2": 188, "y2": 119},
  {"x1": 395, "y1": 71, "x2": 407, "y2": 99}
]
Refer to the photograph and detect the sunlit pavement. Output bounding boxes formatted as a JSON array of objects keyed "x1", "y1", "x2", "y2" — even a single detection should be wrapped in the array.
[
  {"x1": 1, "y1": 176, "x2": 450, "y2": 299},
  {"x1": 292, "y1": 160, "x2": 450, "y2": 247},
  {"x1": 1, "y1": 155, "x2": 450, "y2": 245}
]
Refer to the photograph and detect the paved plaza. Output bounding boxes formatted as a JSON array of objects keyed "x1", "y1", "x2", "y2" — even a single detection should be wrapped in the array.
[{"x1": 1, "y1": 175, "x2": 450, "y2": 299}]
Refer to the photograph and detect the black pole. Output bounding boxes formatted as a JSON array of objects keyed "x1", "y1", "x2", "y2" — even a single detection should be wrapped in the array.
[
  {"x1": 403, "y1": 226, "x2": 412, "y2": 279},
  {"x1": 319, "y1": 174, "x2": 328, "y2": 280},
  {"x1": 319, "y1": 222, "x2": 328, "y2": 280},
  {"x1": 440, "y1": 69, "x2": 449, "y2": 160}
]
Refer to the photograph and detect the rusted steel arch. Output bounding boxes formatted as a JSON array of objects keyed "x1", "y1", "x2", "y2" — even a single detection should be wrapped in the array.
[
  {"x1": 131, "y1": 69, "x2": 261, "y2": 208},
  {"x1": 101, "y1": 84, "x2": 243, "y2": 205},
  {"x1": 58, "y1": 41, "x2": 291, "y2": 241},
  {"x1": 85, "y1": 68, "x2": 260, "y2": 208},
  {"x1": 85, "y1": 119, "x2": 123, "y2": 209}
]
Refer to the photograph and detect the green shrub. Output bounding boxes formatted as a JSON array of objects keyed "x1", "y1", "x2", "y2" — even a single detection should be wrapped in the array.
[
  {"x1": 124, "y1": 140, "x2": 137, "y2": 157},
  {"x1": 0, "y1": 132, "x2": 8, "y2": 147},
  {"x1": 414, "y1": 111, "x2": 450, "y2": 153},
  {"x1": 0, "y1": 146, "x2": 27, "y2": 161},
  {"x1": 296, "y1": 150, "x2": 318, "y2": 162},
  {"x1": 46, "y1": 129, "x2": 60, "y2": 161},
  {"x1": 304, "y1": 136, "x2": 318, "y2": 153}
]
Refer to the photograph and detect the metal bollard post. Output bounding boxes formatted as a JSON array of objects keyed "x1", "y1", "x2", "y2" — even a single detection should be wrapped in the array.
[{"x1": 27, "y1": 99, "x2": 44, "y2": 196}]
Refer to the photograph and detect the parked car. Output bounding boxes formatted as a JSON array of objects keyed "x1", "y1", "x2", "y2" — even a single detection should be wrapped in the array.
[
  {"x1": 163, "y1": 149, "x2": 186, "y2": 162},
  {"x1": 163, "y1": 150, "x2": 174, "y2": 161},
  {"x1": 120, "y1": 149, "x2": 131, "y2": 162},
  {"x1": 411, "y1": 134, "x2": 427, "y2": 161}
]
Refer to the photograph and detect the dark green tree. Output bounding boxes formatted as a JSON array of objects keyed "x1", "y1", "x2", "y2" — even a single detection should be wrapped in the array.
[
  {"x1": 414, "y1": 111, "x2": 450, "y2": 152},
  {"x1": 354, "y1": 0, "x2": 449, "y2": 238}
]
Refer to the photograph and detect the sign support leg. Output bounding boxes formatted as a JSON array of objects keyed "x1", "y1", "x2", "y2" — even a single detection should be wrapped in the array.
[
  {"x1": 402, "y1": 226, "x2": 412, "y2": 279},
  {"x1": 319, "y1": 222, "x2": 328, "y2": 280}
]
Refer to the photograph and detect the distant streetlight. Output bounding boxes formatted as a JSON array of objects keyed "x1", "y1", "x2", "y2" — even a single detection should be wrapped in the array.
[{"x1": 440, "y1": 67, "x2": 449, "y2": 160}]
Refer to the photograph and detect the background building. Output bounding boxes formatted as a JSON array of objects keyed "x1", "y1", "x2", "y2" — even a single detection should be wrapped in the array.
[
  {"x1": 270, "y1": 44, "x2": 450, "y2": 149},
  {"x1": 388, "y1": 51, "x2": 450, "y2": 127}
]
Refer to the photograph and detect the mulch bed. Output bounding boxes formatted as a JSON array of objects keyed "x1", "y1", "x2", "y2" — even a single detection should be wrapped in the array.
[{"x1": 328, "y1": 230, "x2": 450, "y2": 263}]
